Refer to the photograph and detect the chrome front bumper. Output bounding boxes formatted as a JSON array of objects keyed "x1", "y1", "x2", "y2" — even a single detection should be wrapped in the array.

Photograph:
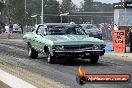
[{"x1": 53, "y1": 49, "x2": 105, "y2": 57}]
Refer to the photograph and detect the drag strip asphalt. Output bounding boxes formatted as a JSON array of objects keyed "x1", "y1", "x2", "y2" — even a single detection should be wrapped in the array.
[{"x1": 0, "y1": 39, "x2": 132, "y2": 88}]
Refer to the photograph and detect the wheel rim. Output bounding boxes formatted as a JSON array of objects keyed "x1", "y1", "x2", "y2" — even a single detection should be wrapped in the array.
[
  {"x1": 47, "y1": 54, "x2": 51, "y2": 63},
  {"x1": 28, "y1": 47, "x2": 31, "y2": 56}
]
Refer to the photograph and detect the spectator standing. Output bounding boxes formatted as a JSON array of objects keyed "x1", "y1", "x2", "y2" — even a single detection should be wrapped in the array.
[
  {"x1": 99, "y1": 23, "x2": 106, "y2": 38},
  {"x1": 19, "y1": 24, "x2": 23, "y2": 34},
  {"x1": 107, "y1": 24, "x2": 112, "y2": 40},
  {"x1": 9, "y1": 23, "x2": 13, "y2": 33},
  {"x1": 5, "y1": 24, "x2": 9, "y2": 33},
  {"x1": 31, "y1": 26, "x2": 35, "y2": 32},
  {"x1": 70, "y1": 19, "x2": 75, "y2": 25},
  {"x1": 129, "y1": 28, "x2": 132, "y2": 52}
]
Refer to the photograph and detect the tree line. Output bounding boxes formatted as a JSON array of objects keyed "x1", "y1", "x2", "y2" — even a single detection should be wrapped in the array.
[{"x1": 0, "y1": 0, "x2": 113, "y2": 25}]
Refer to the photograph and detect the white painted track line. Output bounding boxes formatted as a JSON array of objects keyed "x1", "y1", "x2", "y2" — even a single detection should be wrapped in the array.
[{"x1": 0, "y1": 69, "x2": 36, "y2": 88}]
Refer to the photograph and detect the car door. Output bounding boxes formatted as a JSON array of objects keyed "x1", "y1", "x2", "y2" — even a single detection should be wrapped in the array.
[{"x1": 34, "y1": 25, "x2": 46, "y2": 52}]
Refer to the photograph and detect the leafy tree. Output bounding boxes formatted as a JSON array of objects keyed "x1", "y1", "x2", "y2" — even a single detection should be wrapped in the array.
[
  {"x1": 5, "y1": 0, "x2": 60, "y2": 24},
  {"x1": 82, "y1": 0, "x2": 94, "y2": 12},
  {"x1": 93, "y1": 2, "x2": 113, "y2": 12},
  {"x1": 0, "y1": 1, "x2": 5, "y2": 12},
  {"x1": 78, "y1": 1, "x2": 113, "y2": 24},
  {"x1": 60, "y1": 0, "x2": 76, "y2": 13},
  {"x1": 26, "y1": 0, "x2": 48, "y2": 15},
  {"x1": 26, "y1": 0, "x2": 60, "y2": 23},
  {"x1": 80, "y1": 0, "x2": 113, "y2": 12},
  {"x1": 44, "y1": 0, "x2": 60, "y2": 22},
  {"x1": 45, "y1": 0, "x2": 59, "y2": 14},
  {"x1": 5, "y1": 0, "x2": 25, "y2": 24},
  {"x1": 0, "y1": 1, "x2": 5, "y2": 23},
  {"x1": 26, "y1": 0, "x2": 46, "y2": 24},
  {"x1": 60, "y1": 0, "x2": 77, "y2": 23}
]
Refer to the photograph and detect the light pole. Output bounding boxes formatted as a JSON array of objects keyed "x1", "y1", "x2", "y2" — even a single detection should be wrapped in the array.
[
  {"x1": 31, "y1": 15, "x2": 38, "y2": 24},
  {"x1": 41, "y1": 0, "x2": 44, "y2": 24},
  {"x1": 60, "y1": 12, "x2": 69, "y2": 23},
  {"x1": 60, "y1": 15, "x2": 63, "y2": 23},
  {"x1": 25, "y1": 0, "x2": 27, "y2": 27}
]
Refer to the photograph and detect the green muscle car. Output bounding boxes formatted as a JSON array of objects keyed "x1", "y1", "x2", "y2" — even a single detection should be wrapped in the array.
[{"x1": 23, "y1": 24, "x2": 105, "y2": 64}]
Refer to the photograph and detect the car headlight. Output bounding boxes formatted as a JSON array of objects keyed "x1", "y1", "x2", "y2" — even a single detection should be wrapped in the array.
[
  {"x1": 55, "y1": 45, "x2": 64, "y2": 50},
  {"x1": 93, "y1": 44, "x2": 101, "y2": 50}
]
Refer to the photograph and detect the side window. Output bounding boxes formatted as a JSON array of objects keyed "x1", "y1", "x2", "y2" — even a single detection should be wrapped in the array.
[{"x1": 37, "y1": 26, "x2": 46, "y2": 35}]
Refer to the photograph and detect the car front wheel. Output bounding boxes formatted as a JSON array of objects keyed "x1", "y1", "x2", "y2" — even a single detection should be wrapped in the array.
[
  {"x1": 46, "y1": 52, "x2": 56, "y2": 64},
  {"x1": 28, "y1": 45, "x2": 38, "y2": 59}
]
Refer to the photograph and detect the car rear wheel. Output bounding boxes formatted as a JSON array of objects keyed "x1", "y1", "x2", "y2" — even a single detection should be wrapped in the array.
[
  {"x1": 90, "y1": 56, "x2": 99, "y2": 63},
  {"x1": 28, "y1": 45, "x2": 38, "y2": 59}
]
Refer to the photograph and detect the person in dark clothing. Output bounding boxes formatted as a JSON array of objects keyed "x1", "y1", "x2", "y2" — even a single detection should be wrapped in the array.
[
  {"x1": 129, "y1": 28, "x2": 132, "y2": 52},
  {"x1": 18, "y1": 24, "x2": 23, "y2": 34},
  {"x1": 20, "y1": 24, "x2": 23, "y2": 34},
  {"x1": 9, "y1": 23, "x2": 13, "y2": 33}
]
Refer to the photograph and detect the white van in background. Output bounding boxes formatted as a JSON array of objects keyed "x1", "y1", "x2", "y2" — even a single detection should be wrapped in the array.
[{"x1": 12, "y1": 24, "x2": 22, "y2": 33}]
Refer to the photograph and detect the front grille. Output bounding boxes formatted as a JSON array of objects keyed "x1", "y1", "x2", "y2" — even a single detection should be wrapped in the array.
[{"x1": 64, "y1": 44, "x2": 93, "y2": 51}]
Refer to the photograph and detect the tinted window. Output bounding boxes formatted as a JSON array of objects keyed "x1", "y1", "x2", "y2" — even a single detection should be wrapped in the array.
[
  {"x1": 66, "y1": 27, "x2": 85, "y2": 35},
  {"x1": 46, "y1": 26, "x2": 85, "y2": 35},
  {"x1": 47, "y1": 27, "x2": 65, "y2": 35}
]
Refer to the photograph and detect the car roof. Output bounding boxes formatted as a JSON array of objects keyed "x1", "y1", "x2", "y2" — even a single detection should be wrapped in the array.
[
  {"x1": 46, "y1": 23, "x2": 70, "y2": 25},
  {"x1": 37, "y1": 23, "x2": 81, "y2": 29},
  {"x1": 81, "y1": 24, "x2": 94, "y2": 25},
  {"x1": 65, "y1": 24, "x2": 82, "y2": 28}
]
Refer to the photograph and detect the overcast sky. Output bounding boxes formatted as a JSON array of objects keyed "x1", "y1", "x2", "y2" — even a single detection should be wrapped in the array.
[{"x1": 56, "y1": 0, "x2": 121, "y2": 7}]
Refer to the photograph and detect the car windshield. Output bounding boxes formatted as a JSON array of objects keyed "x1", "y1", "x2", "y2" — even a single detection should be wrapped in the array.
[
  {"x1": 47, "y1": 26, "x2": 85, "y2": 35},
  {"x1": 66, "y1": 27, "x2": 85, "y2": 35}
]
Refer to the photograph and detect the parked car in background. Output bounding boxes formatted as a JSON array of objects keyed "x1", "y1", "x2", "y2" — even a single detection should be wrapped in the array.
[
  {"x1": 81, "y1": 24, "x2": 102, "y2": 39},
  {"x1": 12, "y1": 24, "x2": 22, "y2": 33},
  {"x1": 23, "y1": 24, "x2": 105, "y2": 64}
]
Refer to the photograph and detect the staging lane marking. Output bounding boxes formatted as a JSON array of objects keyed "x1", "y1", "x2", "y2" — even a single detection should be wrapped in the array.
[{"x1": 0, "y1": 69, "x2": 36, "y2": 88}]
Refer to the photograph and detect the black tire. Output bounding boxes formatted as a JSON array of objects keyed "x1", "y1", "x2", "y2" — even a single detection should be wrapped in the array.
[
  {"x1": 45, "y1": 48, "x2": 56, "y2": 64},
  {"x1": 28, "y1": 45, "x2": 38, "y2": 59},
  {"x1": 47, "y1": 54, "x2": 56, "y2": 64},
  {"x1": 90, "y1": 56, "x2": 99, "y2": 63}
]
